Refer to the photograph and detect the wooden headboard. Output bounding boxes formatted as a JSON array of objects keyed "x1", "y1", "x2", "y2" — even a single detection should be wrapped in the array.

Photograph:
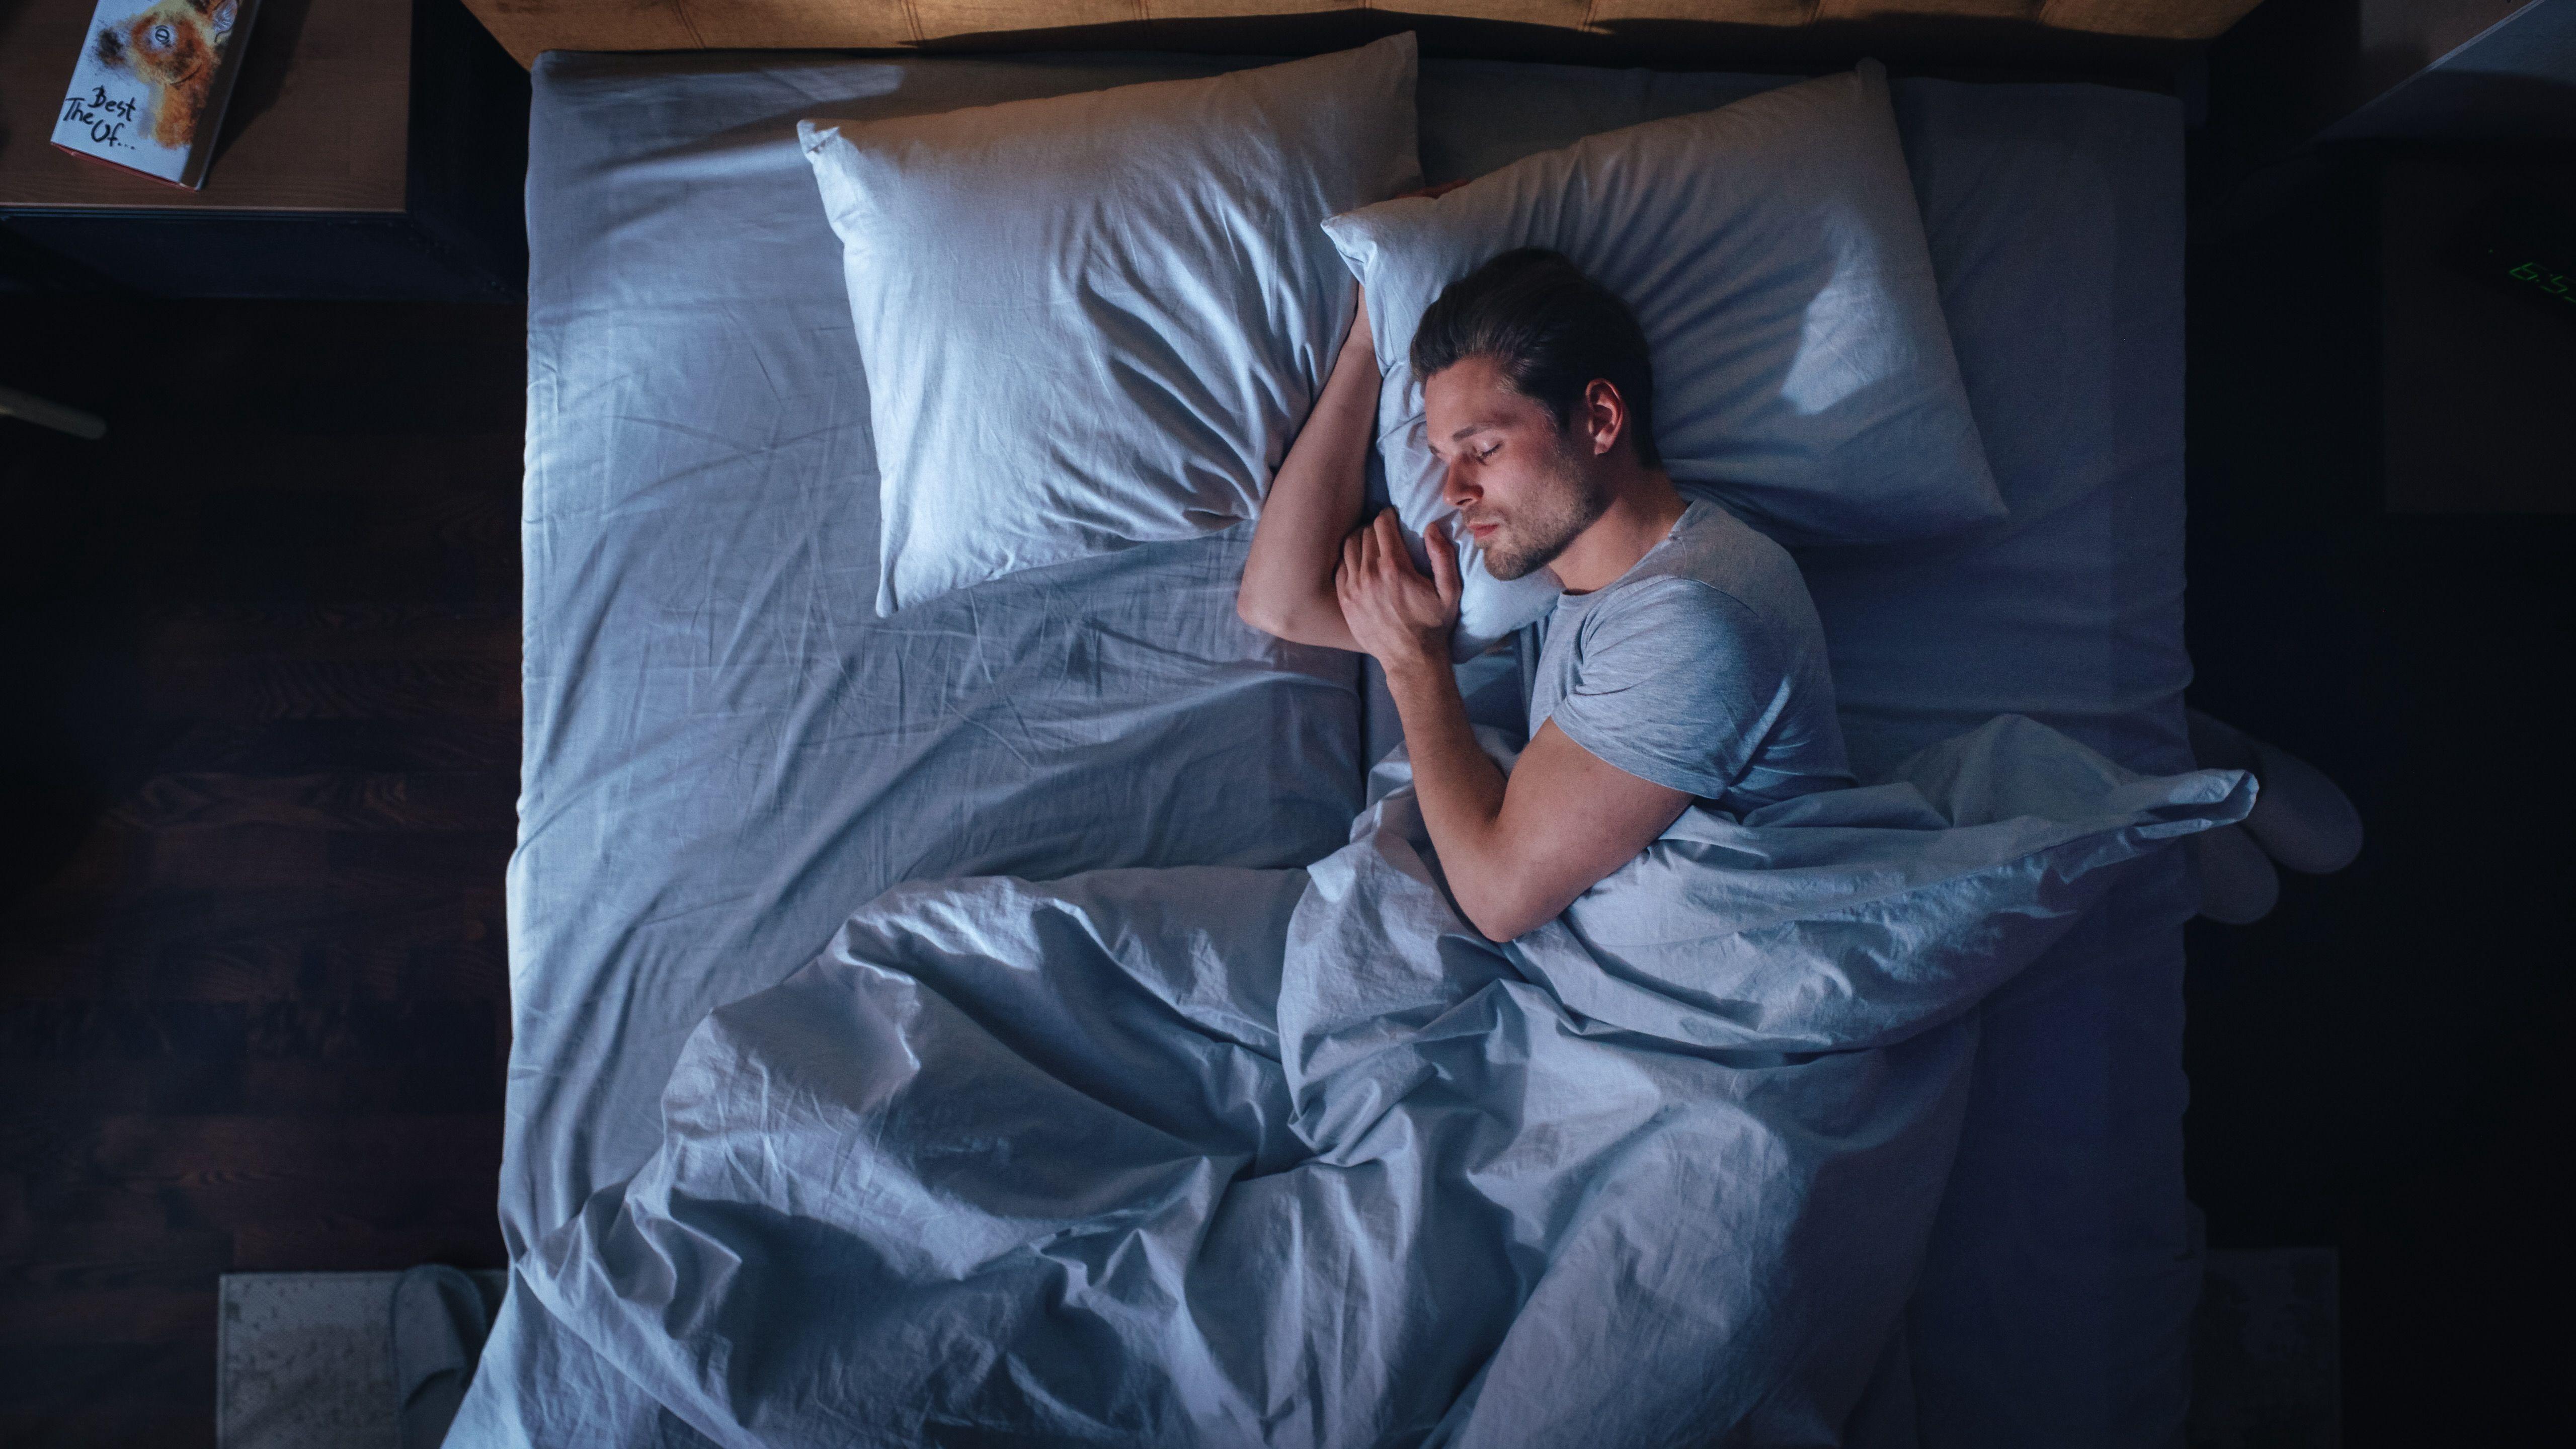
[{"x1": 457, "y1": 0, "x2": 2264, "y2": 71}]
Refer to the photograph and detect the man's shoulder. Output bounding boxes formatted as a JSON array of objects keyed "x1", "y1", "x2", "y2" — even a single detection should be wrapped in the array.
[
  {"x1": 1572, "y1": 501, "x2": 1818, "y2": 660},
  {"x1": 1637, "y1": 498, "x2": 1819, "y2": 621},
  {"x1": 1581, "y1": 571, "x2": 1769, "y2": 658},
  {"x1": 1664, "y1": 496, "x2": 1802, "y2": 582}
]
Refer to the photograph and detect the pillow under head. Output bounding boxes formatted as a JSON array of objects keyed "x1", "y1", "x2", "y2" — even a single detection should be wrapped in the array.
[
  {"x1": 801, "y1": 36, "x2": 1420, "y2": 615},
  {"x1": 1322, "y1": 61, "x2": 2003, "y2": 651}
]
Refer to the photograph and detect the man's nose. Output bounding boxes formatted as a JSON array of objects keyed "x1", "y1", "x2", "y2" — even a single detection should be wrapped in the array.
[{"x1": 1441, "y1": 464, "x2": 1476, "y2": 510}]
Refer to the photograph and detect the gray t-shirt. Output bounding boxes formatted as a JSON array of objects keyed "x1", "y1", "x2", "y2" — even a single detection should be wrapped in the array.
[{"x1": 1521, "y1": 495, "x2": 1854, "y2": 813}]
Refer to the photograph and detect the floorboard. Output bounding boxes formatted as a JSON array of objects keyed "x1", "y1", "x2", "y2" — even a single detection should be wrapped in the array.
[{"x1": 0, "y1": 298, "x2": 522, "y2": 1449}]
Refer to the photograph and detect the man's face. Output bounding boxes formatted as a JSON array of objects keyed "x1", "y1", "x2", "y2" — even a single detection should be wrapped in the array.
[{"x1": 1422, "y1": 354, "x2": 1609, "y2": 582}]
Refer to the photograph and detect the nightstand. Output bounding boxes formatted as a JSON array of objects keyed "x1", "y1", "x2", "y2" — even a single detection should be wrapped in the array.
[{"x1": 0, "y1": 0, "x2": 527, "y2": 298}]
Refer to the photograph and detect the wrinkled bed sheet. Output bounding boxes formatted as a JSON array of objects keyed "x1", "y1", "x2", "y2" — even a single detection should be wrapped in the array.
[
  {"x1": 456, "y1": 48, "x2": 2195, "y2": 1449},
  {"x1": 530, "y1": 719, "x2": 2245, "y2": 1447}
]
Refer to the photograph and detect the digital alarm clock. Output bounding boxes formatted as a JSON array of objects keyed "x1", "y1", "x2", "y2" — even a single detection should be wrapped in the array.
[{"x1": 2445, "y1": 193, "x2": 2576, "y2": 331}]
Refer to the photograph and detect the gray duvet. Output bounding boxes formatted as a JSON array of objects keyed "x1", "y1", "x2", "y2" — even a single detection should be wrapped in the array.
[{"x1": 524, "y1": 720, "x2": 2244, "y2": 1446}]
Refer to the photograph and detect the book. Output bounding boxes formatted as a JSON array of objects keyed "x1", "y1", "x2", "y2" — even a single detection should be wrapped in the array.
[{"x1": 52, "y1": 0, "x2": 262, "y2": 190}]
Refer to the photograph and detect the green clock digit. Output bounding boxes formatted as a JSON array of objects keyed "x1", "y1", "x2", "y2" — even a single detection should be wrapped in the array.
[{"x1": 2449, "y1": 202, "x2": 2576, "y2": 330}]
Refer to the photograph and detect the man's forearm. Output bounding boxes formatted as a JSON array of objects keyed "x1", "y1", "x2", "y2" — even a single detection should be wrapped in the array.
[
  {"x1": 1238, "y1": 316, "x2": 1378, "y2": 647},
  {"x1": 1382, "y1": 658, "x2": 1519, "y2": 932}
]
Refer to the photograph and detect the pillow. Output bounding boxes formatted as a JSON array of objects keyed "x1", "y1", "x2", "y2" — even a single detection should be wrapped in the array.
[
  {"x1": 800, "y1": 36, "x2": 1420, "y2": 615},
  {"x1": 1321, "y1": 61, "x2": 2003, "y2": 651}
]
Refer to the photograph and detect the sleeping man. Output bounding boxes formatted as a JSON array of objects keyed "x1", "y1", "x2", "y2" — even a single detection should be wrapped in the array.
[{"x1": 1238, "y1": 247, "x2": 1854, "y2": 940}]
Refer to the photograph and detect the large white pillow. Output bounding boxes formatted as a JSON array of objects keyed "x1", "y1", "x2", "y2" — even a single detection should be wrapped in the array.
[
  {"x1": 1322, "y1": 61, "x2": 2003, "y2": 650},
  {"x1": 801, "y1": 36, "x2": 1420, "y2": 614}
]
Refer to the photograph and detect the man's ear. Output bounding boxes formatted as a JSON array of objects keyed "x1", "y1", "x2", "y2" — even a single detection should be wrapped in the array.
[{"x1": 1582, "y1": 379, "x2": 1627, "y2": 458}]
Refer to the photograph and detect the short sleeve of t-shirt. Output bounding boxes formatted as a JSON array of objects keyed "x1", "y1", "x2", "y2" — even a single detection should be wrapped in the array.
[{"x1": 1544, "y1": 577, "x2": 1799, "y2": 800}]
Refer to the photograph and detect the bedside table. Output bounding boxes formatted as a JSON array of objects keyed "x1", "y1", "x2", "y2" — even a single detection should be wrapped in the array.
[{"x1": 0, "y1": 0, "x2": 527, "y2": 298}]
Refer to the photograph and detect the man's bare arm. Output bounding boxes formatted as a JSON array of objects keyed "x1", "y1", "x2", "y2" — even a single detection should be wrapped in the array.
[
  {"x1": 1338, "y1": 512, "x2": 1691, "y2": 942},
  {"x1": 1383, "y1": 677, "x2": 1689, "y2": 941},
  {"x1": 1237, "y1": 298, "x2": 1378, "y2": 651}
]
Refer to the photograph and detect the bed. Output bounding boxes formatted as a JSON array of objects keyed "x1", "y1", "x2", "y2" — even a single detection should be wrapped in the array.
[{"x1": 451, "y1": 41, "x2": 2202, "y2": 1449}]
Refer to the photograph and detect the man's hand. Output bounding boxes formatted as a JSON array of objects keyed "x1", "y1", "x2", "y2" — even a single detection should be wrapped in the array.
[{"x1": 1336, "y1": 512, "x2": 1462, "y2": 678}]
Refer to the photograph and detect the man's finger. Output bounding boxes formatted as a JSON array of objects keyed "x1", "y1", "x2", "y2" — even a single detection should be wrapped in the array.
[
  {"x1": 1356, "y1": 519, "x2": 1379, "y2": 576},
  {"x1": 1377, "y1": 512, "x2": 1420, "y2": 579},
  {"x1": 1426, "y1": 520, "x2": 1464, "y2": 605}
]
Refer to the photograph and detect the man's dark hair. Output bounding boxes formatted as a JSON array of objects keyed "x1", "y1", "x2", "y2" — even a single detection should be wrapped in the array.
[{"x1": 1408, "y1": 248, "x2": 1660, "y2": 470}]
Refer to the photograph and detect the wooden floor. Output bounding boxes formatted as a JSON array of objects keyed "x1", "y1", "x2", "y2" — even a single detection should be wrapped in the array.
[{"x1": 0, "y1": 300, "x2": 524, "y2": 1448}]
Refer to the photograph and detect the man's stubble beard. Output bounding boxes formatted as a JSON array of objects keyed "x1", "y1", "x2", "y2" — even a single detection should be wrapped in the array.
[{"x1": 1478, "y1": 433, "x2": 1612, "y2": 583}]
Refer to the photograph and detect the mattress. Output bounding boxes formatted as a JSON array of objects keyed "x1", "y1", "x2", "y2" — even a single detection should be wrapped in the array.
[{"x1": 455, "y1": 50, "x2": 2191, "y2": 1448}]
